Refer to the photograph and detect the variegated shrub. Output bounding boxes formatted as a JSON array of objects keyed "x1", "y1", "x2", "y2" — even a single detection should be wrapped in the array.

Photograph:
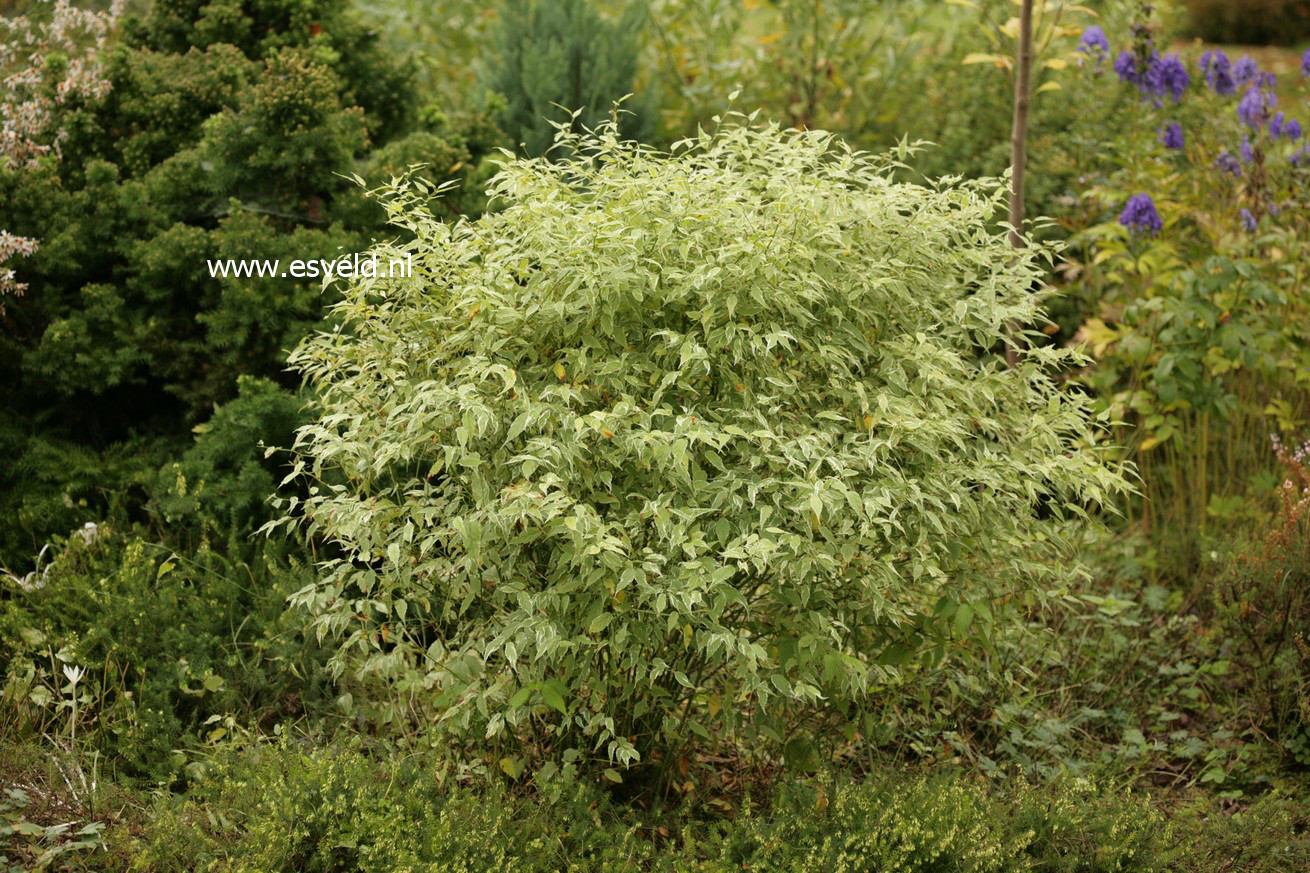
[{"x1": 275, "y1": 119, "x2": 1128, "y2": 781}]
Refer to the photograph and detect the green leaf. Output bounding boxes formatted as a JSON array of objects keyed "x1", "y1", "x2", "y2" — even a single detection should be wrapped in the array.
[
  {"x1": 954, "y1": 603, "x2": 975, "y2": 637},
  {"x1": 499, "y1": 756, "x2": 525, "y2": 779},
  {"x1": 540, "y1": 680, "x2": 568, "y2": 715},
  {"x1": 507, "y1": 411, "x2": 531, "y2": 442},
  {"x1": 876, "y1": 643, "x2": 914, "y2": 666}
]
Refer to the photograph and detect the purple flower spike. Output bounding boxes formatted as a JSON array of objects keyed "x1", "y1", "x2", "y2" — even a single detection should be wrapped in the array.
[
  {"x1": 1234, "y1": 55, "x2": 1259, "y2": 85},
  {"x1": 1160, "y1": 122, "x2": 1185, "y2": 150},
  {"x1": 1216, "y1": 152, "x2": 1243, "y2": 177},
  {"x1": 1120, "y1": 193, "x2": 1163, "y2": 236},
  {"x1": 1287, "y1": 119, "x2": 1303, "y2": 141},
  {"x1": 1238, "y1": 85, "x2": 1276, "y2": 129},
  {"x1": 1079, "y1": 26, "x2": 1110, "y2": 63},
  {"x1": 1146, "y1": 54, "x2": 1191, "y2": 101},
  {"x1": 1240, "y1": 209, "x2": 1257, "y2": 233},
  {"x1": 1240, "y1": 137, "x2": 1254, "y2": 164},
  {"x1": 1270, "y1": 112, "x2": 1286, "y2": 138},
  {"x1": 1302, "y1": 47, "x2": 1310, "y2": 77},
  {"x1": 1201, "y1": 49, "x2": 1236, "y2": 95},
  {"x1": 1118, "y1": 51, "x2": 1192, "y2": 101},
  {"x1": 1114, "y1": 50, "x2": 1141, "y2": 85}
]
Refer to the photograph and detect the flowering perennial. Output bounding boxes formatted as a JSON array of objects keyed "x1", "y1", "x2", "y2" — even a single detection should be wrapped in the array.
[
  {"x1": 1233, "y1": 55, "x2": 1258, "y2": 87},
  {"x1": 1145, "y1": 54, "x2": 1190, "y2": 102},
  {"x1": 1115, "y1": 51, "x2": 1190, "y2": 102},
  {"x1": 1119, "y1": 193, "x2": 1163, "y2": 236},
  {"x1": 1090, "y1": 22, "x2": 1310, "y2": 237},
  {"x1": 1215, "y1": 152, "x2": 1242, "y2": 177},
  {"x1": 1200, "y1": 50, "x2": 1235, "y2": 96},
  {"x1": 1237, "y1": 84, "x2": 1276, "y2": 129},
  {"x1": 1160, "y1": 122, "x2": 1184, "y2": 150},
  {"x1": 1079, "y1": 26, "x2": 1109, "y2": 64},
  {"x1": 1113, "y1": 50, "x2": 1142, "y2": 87}
]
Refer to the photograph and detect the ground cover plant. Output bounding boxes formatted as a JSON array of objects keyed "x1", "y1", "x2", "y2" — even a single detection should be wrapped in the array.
[{"x1": 1, "y1": 0, "x2": 1309, "y2": 870}]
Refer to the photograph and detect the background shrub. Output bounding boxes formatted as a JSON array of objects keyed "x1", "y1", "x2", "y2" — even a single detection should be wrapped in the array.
[
  {"x1": 0, "y1": 0, "x2": 504, "y2": 572},
  {"x1": 1184, "y1": 0, "x2": 1310, "y2": 46},
  {"x1": 150, "y1": 376, "x2": 305, "y2": 542},
  {"x1": 482, "y1": 0, "x2": 652, "y2": 155}
]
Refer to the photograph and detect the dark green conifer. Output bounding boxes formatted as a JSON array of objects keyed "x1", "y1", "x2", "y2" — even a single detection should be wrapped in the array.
[
  {"x1": 483, "y1": 0, "x2": 652, "y2": 155},
  {"x1": 0, "y1": 0, "x2": 503, "y2": 567}
]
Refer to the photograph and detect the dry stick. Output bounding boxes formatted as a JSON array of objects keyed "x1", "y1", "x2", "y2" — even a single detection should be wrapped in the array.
[{"x1": 1005, "y1": 0, "x2": 1035, "y2": 368}]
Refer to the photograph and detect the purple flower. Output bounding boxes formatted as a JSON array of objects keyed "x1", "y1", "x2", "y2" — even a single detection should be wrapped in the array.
[
  {"x1": 1268, "y1": 111, "x2": 1301, "y2": 141},
  {"x1": 1240, "y1": 208, "x2": 1257, "y2": 233},
  {"x1": 1238, "y1": 85, "x2": 1276, "y2": 128},
  {"x1": 1302, "y1": 47, "x2": 1310, "y2": 77},
  {"x1": 1117, "y1": 51, "x2": 1192, "y2": 101},
  {"x1": 1241, "y1": 137, "x2": 1254, "y2": 164},
  {"x1": 1079, "y1": 26, "x2": 1110, "y2": 63},
  {"x1": 1145, "y1": 53, "x2": 1191, "y2": 101},
  {"x1": 1120, "y1": 193, "x2": 1163, "y2": 236},
  {"x1": 1114, "y1": 50, "x2": 1142, "y2": 85},
  {"x1": 1216, "y1": 152, "x2": 1243, "y2": 177},
  {"x1": 1293, "y1": 147, "x2": 1310, "y2": 167},
  {"x1": 1201, "y1": 50, "x2": 1236, "y2": 95},
  {"x1": 1234, "y1": 55, "x2": 1259, "y2": 85},
  {"x1": 1160, "y1": 121, "x2": 1185, "y2": 150}
]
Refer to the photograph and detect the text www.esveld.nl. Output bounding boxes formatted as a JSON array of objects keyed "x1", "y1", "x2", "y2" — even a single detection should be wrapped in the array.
[{"x1": 206, "y1": 252, "x2": 412, "y2": 280}]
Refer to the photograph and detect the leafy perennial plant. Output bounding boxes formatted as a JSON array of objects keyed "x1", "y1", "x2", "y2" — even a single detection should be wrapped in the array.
[
  {"x1": 1069, "y1": 16, "x2": 1310, "y2": 553},
  {"x1": 275, "y1": 119, "x2": 1128, "y2": 782}
]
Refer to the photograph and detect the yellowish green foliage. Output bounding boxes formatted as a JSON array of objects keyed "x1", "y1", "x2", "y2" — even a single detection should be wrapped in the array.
[{"x1": 275, "y1": 118, "x2": 1129, "y2": 779}]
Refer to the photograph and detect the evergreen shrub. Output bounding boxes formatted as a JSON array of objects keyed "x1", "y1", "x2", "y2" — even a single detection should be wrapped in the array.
[{"x1": 482, "y1": 0, "x2": 651, "y2": 155}]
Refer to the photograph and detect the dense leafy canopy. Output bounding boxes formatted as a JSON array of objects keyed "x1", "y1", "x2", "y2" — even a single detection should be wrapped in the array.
[
  {"x1": 279, "y1": 120, "x2": 1128, "y2": 775},
  {"x1": 0, "y1": 0, "x2": 503, "y2": 568}
]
